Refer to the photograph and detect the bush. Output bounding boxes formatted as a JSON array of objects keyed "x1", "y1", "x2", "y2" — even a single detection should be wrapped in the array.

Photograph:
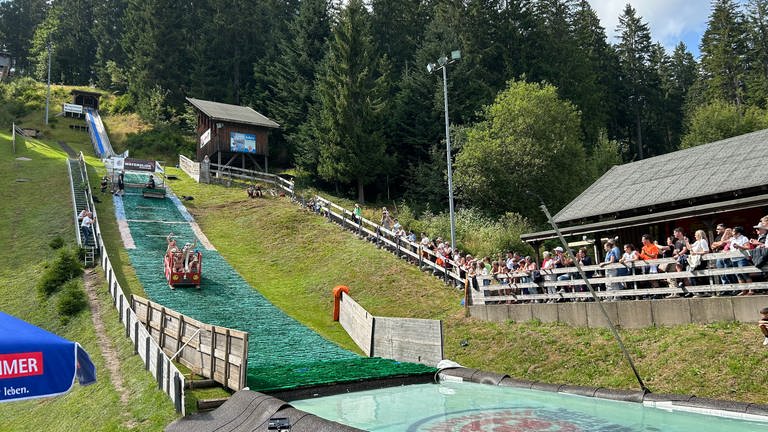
[
  {"x1": 123, "y1": 124, "x2": 194, "y2": 161},
  {"x1": 397, "y1": 204, "x2": 534, "y2": 258},
  {"x1": 57, "y1": 280, "x2": 88, "y2": 318},
  {"x1": 37, "y1": 248, "x2": 84, "y2": 296},
  {"x1": 49, "y1": 236, "x2": 65, "y2": 250}
]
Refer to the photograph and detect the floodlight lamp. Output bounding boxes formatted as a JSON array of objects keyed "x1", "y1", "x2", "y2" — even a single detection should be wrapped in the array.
[
  {"x1": 451, "y1": 50, "x2": 461, "y2": 60},
  {"x1": 427, "y1": 63, "x2": 435, "y2": 74},
  {"x1": 438, "y1": 56, "x2": 448, "y2": 66}
]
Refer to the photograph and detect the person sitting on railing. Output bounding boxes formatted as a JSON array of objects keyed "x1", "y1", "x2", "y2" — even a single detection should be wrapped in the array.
[
  {"x1": 638, "y1": 235, "x2": 661, "y2": 289},
  {"x1": 145, "y1": 175, "x2": 156, "y2": 189},
  {"x1": 730, "y1": 226, "x2": 754, "y2": 295}
]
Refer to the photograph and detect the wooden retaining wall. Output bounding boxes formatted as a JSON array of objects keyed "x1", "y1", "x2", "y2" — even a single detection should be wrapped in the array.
[{"x1": 132, "y1": 295, "x2": 249, "y2": 391}]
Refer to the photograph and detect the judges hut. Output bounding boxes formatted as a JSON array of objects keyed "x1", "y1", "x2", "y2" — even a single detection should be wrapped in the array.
[{"x1": 186, "y1": 97, "x2": 279, "y2": 172}]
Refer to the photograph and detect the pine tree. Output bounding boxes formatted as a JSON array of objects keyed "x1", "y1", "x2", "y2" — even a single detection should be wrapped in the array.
[
  {"x1": 262, "y1": 0, "x2": 332, "y2": 165},
  {"x1": 615, "y1": 4, "x2": 656, "y2": 160},
  {"x1": 0, "y1": 0, "x2": 49, "y2": 75},
  {"x1": 745, "y1": 0, "x2": 768, "y2": 106},
  {"x1": 92, "y1": 0, "x2": 127, "y2": 90},
  {"x1": 310, "y1": 0, "x2": 390, "y2": 203},
  {"x1": 571, "y1": 0, "x2": 614, "y2": 148},
  {"x1": 700, "y1": 0, "x2": 748, "y2": 106}
]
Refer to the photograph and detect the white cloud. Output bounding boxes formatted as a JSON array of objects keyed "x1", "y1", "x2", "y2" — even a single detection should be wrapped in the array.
[{"x1": 589, "y1": 0, "x2": 714, "y2": 54}]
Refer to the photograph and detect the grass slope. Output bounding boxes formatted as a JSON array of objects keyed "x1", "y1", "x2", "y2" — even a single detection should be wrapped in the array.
[
  {"x1": 165, "y1": 169, "x2": 768, "y2": 404},
  {"x1": 0, "y1": 107, "x2": 176, "y2": 430}
]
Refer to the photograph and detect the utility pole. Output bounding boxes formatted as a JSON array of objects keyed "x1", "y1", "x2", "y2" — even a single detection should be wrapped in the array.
[{"x1": 45, "y1": 41, "x2": 51, "y2": 125}]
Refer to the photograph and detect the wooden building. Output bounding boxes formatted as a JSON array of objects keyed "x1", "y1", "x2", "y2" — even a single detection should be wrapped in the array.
[
  {"x1": 522, "y1": 129, "x2": 768, "y2": 260},
  {"x1": 186, "y1": 97, "x2": 280, "y2": 171},
  {"x1": 71, "y1": 89, "x2": 101, "y2": 110}
]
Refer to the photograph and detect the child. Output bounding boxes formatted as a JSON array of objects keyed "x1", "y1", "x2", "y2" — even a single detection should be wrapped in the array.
[{"x1": 760, "y1": 307, "x2": 768, "y2": 346}]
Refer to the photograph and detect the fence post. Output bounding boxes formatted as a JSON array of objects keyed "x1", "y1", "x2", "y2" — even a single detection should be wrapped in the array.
[
  {"x1": 418, "y1": 246, "x2": 423, "y2": 268},
  {"x1": 145, "y1": 337, "x2": 150, "y2": 370},
  {"x1": 125, "y1": 307, "x2": 131, "y2": 337},
  {"x1": 133, "y1": 322, "x2": 139, "y2": 354},
  {"x1": 119, "y1": 295, "x2": 124, "y2": 322},
  {"x1": 173, "y1": 372, "x2": 182, "y2": 413},
  {"x1": 156, "y1": 347, "x2": 164, "y2": 389}
]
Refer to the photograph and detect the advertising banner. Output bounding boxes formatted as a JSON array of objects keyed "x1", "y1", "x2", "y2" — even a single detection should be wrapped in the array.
[
  {"x1": 200, "y1": 128, "x2": 211, "y2": 148},
  {"x1": 63, "y1": 103, "x2": 84, "y2": 114},
  {"x1": 124, "y1": 158, "x2": 156, "y2": 172},
  {"x1": 230, "y1": 132, "x2": 257, "y2": 153}
]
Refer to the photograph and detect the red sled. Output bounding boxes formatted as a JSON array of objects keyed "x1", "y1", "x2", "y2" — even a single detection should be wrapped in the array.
[{"x1": 164, "y1": 250, "x2": 202, "y2": 289}]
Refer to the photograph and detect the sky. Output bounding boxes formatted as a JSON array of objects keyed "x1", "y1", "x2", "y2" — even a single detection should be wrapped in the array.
[{"x1": 590, "y1": 0, "x2": 745, "y2": 59}]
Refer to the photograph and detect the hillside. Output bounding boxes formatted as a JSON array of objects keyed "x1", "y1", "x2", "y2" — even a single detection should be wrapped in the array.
[{"x1": 164, "y1": 171, "x2": 768, "y2": 404}]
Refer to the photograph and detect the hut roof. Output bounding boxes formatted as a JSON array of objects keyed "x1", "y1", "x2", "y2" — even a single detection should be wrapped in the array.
[
  {"x1": 186, "y1": 97, "x2": 279, "y2": 129},
  {"x1": 553, "y1": 128, "x2": 768, "y2": 224}
]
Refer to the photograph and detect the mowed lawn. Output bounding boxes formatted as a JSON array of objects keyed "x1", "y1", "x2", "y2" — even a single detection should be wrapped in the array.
[
  {"x1": 165, "y1": 168, "x2": 768, "y2": 404},
  {"x1": 0, "y1": 128, "x2": 177, "y2": 431}
]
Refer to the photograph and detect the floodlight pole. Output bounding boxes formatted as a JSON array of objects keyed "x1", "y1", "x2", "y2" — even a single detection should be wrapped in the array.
[
  {"x1": 428, "y1": 52, "x2": 460, "y2": 252},
  {"x1": 45, "y1": 41, "x2": 51, "y2": 125},
  {"x1": 526, "y1": 190, "x2": 649, "y2": 394}
]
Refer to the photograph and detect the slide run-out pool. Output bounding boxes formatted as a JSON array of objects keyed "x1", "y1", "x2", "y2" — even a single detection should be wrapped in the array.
[{"x1": 292, "y1": 381, "x2": 768, "y2": 431}]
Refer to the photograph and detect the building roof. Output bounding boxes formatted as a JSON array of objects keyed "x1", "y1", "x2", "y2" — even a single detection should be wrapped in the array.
[
  {"x1": 186, "y1": 97, "x2": 279, "y2": 129},
  {"x1": 552, "y1": 128, "x2": 768, "y2": 224}
]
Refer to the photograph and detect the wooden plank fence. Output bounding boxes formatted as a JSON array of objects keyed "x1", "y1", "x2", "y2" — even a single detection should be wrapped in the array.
[
  {"x1": 77, "y1": 157, "x2": 186, "y2": 413},
  {"x1": 131, "y1": 296, "x2": 249, "y2": 391}
]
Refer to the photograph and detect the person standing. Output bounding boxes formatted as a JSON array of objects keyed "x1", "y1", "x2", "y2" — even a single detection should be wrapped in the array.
[
  {"x1": 116, "y1": 172, "x2": 125, "y2": 196},
  {"x1": 599, "y1": 240, "x2": 623, "y2": 298}
]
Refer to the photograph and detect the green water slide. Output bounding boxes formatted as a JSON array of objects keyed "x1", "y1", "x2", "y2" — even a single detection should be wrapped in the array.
[{"x1": 117, "y1": 187, "x2": 434, "y2": 391}]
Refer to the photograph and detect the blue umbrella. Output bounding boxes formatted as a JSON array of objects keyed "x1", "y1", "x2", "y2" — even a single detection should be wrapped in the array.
[{"x1": 0, "y1": 312, "x2": 96, "y2": 403}]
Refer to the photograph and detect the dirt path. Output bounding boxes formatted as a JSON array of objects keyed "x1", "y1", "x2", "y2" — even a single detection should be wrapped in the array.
[
  {"x1": 83, "y1": 269, "x2": 131, "y2": 407},
  {"x1": 57, "y1": 141, "x2": 77, "y2": 158}
]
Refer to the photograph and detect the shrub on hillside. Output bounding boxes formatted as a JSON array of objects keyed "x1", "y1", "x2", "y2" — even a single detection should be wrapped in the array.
[
  {"x1": 397, "y1": 205, "x2": 534, "y2": 258},
  {"x1": 123, "y1": 124, "x2": 194, "y2": 161},
  {"x1": 37, "y1": 248, "x2": 84, "y2": 296},
  {"x1": 49, "y1": 236, "x2": 65, "y2": 250},
  {"x1": 57, "y1": 279, "x2": 89, "y2": 319}
]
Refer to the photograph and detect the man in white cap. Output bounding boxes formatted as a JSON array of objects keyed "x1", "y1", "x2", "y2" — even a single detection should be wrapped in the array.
[{"x1": 750, "y1": 223, "x2": 767, "y2": 248}]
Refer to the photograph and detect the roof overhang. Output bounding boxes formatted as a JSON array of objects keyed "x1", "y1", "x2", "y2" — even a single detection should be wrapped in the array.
[{"x1": 522, "y1": 192, "x2": 768, "y2": 243}]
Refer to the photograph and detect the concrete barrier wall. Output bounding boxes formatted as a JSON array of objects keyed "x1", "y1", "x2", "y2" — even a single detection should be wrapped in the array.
[
  {"x1": 338, "y1": 293, "x2": 443, "y2": 366},
  {"x1": 373, "y1": 317, "x2": 443, "y2": 366},
  {"x1": 470, "y1": 295, "x2": 768, "y2": 328},
  {"x1": 338, "y1": 294, "x2": 374, "y2": 356}
]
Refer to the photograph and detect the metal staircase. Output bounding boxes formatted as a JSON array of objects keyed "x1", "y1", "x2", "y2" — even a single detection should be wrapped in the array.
[{"x1": 68, "y1": 157, "x2": 98, "y2": 267}]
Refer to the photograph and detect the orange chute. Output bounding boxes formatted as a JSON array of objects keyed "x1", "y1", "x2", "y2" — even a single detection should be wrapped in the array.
[{"x1": 333, "y1": 285, "x2": 350, "y2": 321}]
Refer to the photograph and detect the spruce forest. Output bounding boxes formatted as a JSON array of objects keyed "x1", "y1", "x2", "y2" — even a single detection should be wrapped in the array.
[{"x1": 2, "y1": 0, "x2": 768, "y2": 227}]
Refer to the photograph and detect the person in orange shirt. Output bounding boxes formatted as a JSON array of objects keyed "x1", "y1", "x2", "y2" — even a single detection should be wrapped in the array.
[{"x1": 638, "y1": 234, "x2": 660, "y2": 288}]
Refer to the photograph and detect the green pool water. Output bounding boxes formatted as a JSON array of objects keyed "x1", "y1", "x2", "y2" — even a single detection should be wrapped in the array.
[{"x1": 292, "y1": 381, "x2": 768, "y2": 431}]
